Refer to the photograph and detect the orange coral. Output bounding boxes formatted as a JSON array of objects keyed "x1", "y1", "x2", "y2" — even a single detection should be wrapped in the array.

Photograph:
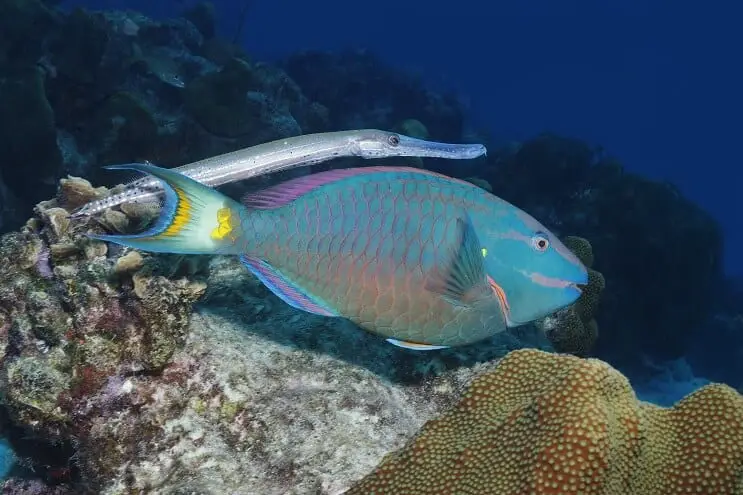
[{"x1": 347, "y1": 349, "x2": 743, "y2": 495}]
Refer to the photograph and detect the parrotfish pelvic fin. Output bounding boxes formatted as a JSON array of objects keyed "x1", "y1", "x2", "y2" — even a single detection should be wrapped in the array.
[
  {"x1": 239, "y1": 256, "x2": 338, "y2": 317},
  {"x1": 425, "y1": 215, "x2": 493, "y2": 307},
  {"x1": 385, "y1": 338, "x2": 450, "y2": 351},
  {"x1": 87, "y1": 163, "x2": 247, "y2": 255}
]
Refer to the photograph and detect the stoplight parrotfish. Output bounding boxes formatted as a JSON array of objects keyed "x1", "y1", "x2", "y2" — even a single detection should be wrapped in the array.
[
  {"x1": 88, "y1": 163, "x2": 587, "y2": 350},
  {"x1": 70, "y1": 129, "x2": 486, "y2": 219}
]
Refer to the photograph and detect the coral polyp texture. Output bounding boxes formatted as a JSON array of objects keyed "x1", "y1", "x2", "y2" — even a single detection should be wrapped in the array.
[{"x1": 347, "y1": 348, "x2": 743, "y2": 495}]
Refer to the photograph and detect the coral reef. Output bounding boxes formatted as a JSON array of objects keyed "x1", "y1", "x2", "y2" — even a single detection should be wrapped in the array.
[
  {"x1": 347, "y1": 348, "x2": 743, "y2": 494},
  {"x1": 0, "y1": 177, "x2": 206, "y2": 487},
  {"x1": 0, "y1": 2, "x2": 736, "y2": 492},
  {"x1": 539, "y1": 235, "x2": 605, "y2": 356}
]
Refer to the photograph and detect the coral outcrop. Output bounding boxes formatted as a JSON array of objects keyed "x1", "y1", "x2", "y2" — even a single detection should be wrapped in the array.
[
  {"x1": 348, "y1": 348, "x2": 743, "y2": 494},
  {"x1": 539, "y1": 235, "x2": 605, "y2": 356},
  {"x1": 0, "y1": 177, "x2": 206, "y2": 486}
]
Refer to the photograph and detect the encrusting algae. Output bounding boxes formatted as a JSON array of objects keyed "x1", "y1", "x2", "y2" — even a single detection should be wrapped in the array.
[
  {"x1": 0, "y1": 176, "x2": 207, "y2": 485},
  {"x1": 347, "y1": 348, "x2": 743, "y2": 495}
]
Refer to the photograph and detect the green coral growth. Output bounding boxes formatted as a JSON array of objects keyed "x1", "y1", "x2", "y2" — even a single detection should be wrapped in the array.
[{"x1": 5, "y1": 355, "x2": 69, "y2": 424}]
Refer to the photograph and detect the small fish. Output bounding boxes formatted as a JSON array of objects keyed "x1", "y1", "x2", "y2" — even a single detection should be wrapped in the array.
[
  {"x1": 89, "y1": 164, "x2": 587, "y2": 350},
  {"x1": 128, "y1": 46, "x2": 185, "y2": 88}
]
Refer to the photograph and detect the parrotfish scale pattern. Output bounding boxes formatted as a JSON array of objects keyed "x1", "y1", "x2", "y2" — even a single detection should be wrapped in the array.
[{"x1": 258, "y1": 171, "x2": 485, "y2": 343}]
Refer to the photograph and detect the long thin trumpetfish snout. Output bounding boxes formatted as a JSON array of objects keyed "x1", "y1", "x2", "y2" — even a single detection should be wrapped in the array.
[
  {"x1": 87, "y1": 163, "x2": 248, "y2": 256},
  {"x1": 388, "y1": 135, "x2": 486, "y2": 159}
]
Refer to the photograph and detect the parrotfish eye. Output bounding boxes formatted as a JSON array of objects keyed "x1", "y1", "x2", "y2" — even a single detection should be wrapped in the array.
[
  {"x1": 531, "y1": 232, "x2": 550, "y2": 252},
  {"x1": 387, "y1": 134, "x2": 400, "y2": 146}
]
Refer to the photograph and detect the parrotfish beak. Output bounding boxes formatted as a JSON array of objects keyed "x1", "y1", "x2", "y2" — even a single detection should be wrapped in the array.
[
  {"x1": 395, "y1": 135, "x2": 487, "y2": 159},
  {"x1": 556, "y1": 244, "x2": 590, "y2": 290},
  {"x1": 567, "y1": 281, "x2": 583, "y2": 298},
  {"x1": 567, "y1": 264, "x2": 589, "y2": 294},
  {"x1": 564, "y1": 266, "x2": 589, "y2": 302}
]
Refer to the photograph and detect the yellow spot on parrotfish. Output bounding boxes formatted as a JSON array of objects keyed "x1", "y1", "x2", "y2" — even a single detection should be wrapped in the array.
[
  {"x1": 163, "y1": 187, "x2": 191, "y2": 237},
  {"x1": 481, "y1": 248, "x2": 488, "y2": 257},
  {"x1": 211, "y1": 207, "x2": 234, "y2": 240}
]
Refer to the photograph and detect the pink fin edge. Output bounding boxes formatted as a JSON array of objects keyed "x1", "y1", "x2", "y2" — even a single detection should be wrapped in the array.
[
  {"x1": 240, "y1": 256, "x2": 337, "y2": 317},
  {"x1": 242, "y1": 166, "x2": 477, "y2": 209}
]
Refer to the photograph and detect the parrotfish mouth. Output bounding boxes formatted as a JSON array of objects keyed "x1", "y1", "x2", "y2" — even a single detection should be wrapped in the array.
[
  {"x1": 488, "y1": 275, "x2": 583, "y2": 328},
  {"x1": 555, "y1": 280, "x2": 583, "y2": 296},
  {"x1": 528, "y1": 272, "x2": 586, "y2": 292}
]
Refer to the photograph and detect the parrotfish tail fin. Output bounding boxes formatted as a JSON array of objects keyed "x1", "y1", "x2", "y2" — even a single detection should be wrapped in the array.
[
  {"x1": 87, "y1": 163, "x2": 247, "y2": 255},
  {"x1": 425, "y1": 215, "x2": 497, "y2": 307}
]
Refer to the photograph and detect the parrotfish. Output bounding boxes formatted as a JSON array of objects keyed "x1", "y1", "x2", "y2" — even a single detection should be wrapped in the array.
[{"x1": 89, "y1": 163, "x2": 587, "y2": 350}]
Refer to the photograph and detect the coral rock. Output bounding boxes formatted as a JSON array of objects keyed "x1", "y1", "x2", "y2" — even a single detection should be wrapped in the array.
[
  {"x1": 348, "y1": 348, "x2": 743, "y2": 495},
  {"x1": 96, "y1": 209, "x2": 130, "y2": 234},
  {"x1": 0, "y1": 182, "x2": 210, "y2": 485},
  {"x1": 57, "y1": 177, "x2": 105, "y2": 212},
  {"x1": 114, "y1": 250, "x2": 144, "y2": 274}
]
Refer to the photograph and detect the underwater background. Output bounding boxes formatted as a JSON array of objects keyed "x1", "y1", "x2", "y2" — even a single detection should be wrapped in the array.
[{"x1": 0, "y1": 0, "x2": 741, "y2": 493}]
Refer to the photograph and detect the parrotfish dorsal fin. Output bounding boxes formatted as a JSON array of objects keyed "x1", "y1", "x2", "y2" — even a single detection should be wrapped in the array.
[
  {"x1": 241, "y1": 165, "x2": 473, "y2": 209},
  {"x1": 239, "y1": 255, "x2": 338, "y2": 317},
  {"x1": 425, "y1": 215, "x2": 493, "y2": 307}
]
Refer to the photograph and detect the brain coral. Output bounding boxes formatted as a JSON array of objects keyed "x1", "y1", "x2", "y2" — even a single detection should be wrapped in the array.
[{"x1": 347, "y1": 348, "x2": 743, "y2": 495}]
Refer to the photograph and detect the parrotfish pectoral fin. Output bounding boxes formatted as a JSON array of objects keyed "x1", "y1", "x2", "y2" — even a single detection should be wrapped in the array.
[
  {"x1": 425, "y1": 215, "x2": 493, "y2": 307},
  {"x1": 240, "y1": 255, "x2": 338, "y2": 317},
  {"x1": 385, "y1": 338, "x2": 450, "y2": 351},
  {"x1": 87, "y1": 163, "x2": 246, "y2": 255}
]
